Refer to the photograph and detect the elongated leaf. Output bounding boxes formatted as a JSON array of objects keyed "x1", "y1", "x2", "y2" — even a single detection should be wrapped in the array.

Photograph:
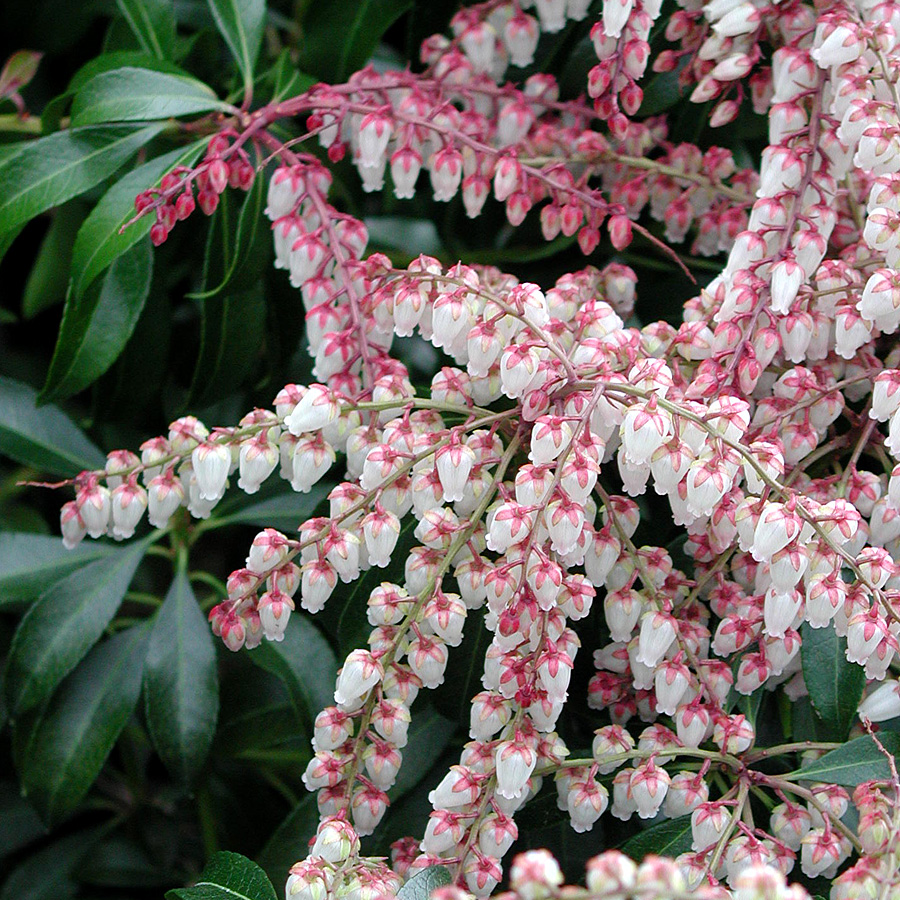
[
  {"x1": 71, "y1": 139, "x2": 206, "y2": 299},
  {"x1": 0, "y1": 124, "x2": 163, "y2": 239},
  {"x1": 621, "y1": 815, "x2": 693, "y2": 859},
  {"x1": 116, "y1": 0, "x2": 176, "y2": 59},
  {"x1": 145, "y1": 573, "x2": 219, "y2": 784},
  {"x1": 0, "y1": 223, "x2": 23, "y2": 267},
  {"x1": 434, "y1": 607, "x2": 490, "y2": 726},
  {"x1": 78, "y1": 833, "x2": 179, "y2": 887},
  {"x1": 65, "y1": 230, "x2": 147, "y2": 382},
  {"x1": 168, "y1": 851, "x2": 278, "y2": 900},
  {"x1": 189, "y1": 161, "x2": 266, "y2": 299},
  {"x1": 270, "y1": 49, "x2": 316, "y2": 102},
  {"x1": 18, "y1": 625, "x2": 149, "y2": 826},
  {"x1": 251, "y1": 615, "x2": 336, "y2": 726},
  {"x1": 73, "y1": 68, "x2": 229, "y2": 125},
  {"x1": 396, "y1": 867, "x2": 451, "y2": 900},
  {"x1": 0, "y1": 532, "x2": 114, "y2": 609},
  {"x1": 0, "y1": 782, "x2": 45, "y2": 860},
  {"x1": 0, "y1": 375, "x2": 105, "y2": 476},
  {"x1": 299, "y1": 0, "x2": 413, "y2": 83},
  {"x1": 390, "y1": 705, "x2": 456, "y2": 799},
  {"x1": 206, "y1": 0, "x2": 265, "y2": 100},
  {"x1": 43, "y1": 52, "x2": 189, "y2": 133},
  {"x1": 256, "y1": 796, "x2": 318, "y2": 885},
  {"x1": 41, "y1": 240, "x2": 153, "y2": 402},
  {"x1": 788, "y1": 734, "x2": 900, "y2": 786},
  {"x1": 0, "y1": 830, "x2": 102, "y2": 900},
  {"x1": 4, "y1": 542, "x2": 147, "y2": 716},
  {"x1": 22, "y1": 202, "x2": 87, "y2": 319},
  {"x1": 801, "y1": 622, "x2": 866, "y2": 740},
  {"x1": 189, "y1": 282, "x2": 266, "y2": 405},
  {"x1": 212, "y1": 483, "x2": 327, "y2": 530}
]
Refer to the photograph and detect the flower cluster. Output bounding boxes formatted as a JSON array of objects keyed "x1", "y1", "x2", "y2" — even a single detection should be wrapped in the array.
[{"x1": 52, "y1": 0, "x2": 900, "y2": 897}]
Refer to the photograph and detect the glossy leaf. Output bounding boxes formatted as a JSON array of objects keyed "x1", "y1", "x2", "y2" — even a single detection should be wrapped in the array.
[
  {"x1": 0, "y1": 124, "x2": 164, "y2": 239},
  {"x1": 78, "y1": 833, "x2": 178, "y2": 887},
  {"x1": 22, "y1": 201, "x2": 87, "y2": 319},
  {"x1": 188, "y1": 282, "x2": 266, "y2": 406},
  {"x1": 72, "y1": 67, "x2": 230, "y2": 125},
  {"x1": 0, "y1": 375, "x2": 105, "y2": 476},
  {"x1": 251, "y1": 614, "x2": 336, "y2": 726},
  {"x1": 168, "y1": 851, "x2": 278, "y2": 900},
  {"x1": 4, "y1": 541, "x2": 147, "y2": 716},
  {"x1": 270, "y1": 49, "x2": 315, "y2": 102},
  {"x1": 396, "y1": 866, "x2": 452, "y2": 900},
  {"x1": 255, "y1": 795, "x2": 318, "y2": 885},
  {"x1": 189, "y1": 160, "x2": 267, "y2": 299},
  {"x1": 0, "y1": 830, "x2": 102, "y2": 900},
  {"x1": 206, "y1": 0, "x2": 265, "y2": 100},
  {"x1": 390, "y1": 704, "x2": 456, "y2": 799},
  {"x1": 0, "y1": 531, "x2": 114, "y2": 609},
  {"x1": 787, "y1": 734, "x2": 900, "y2": 786},
  {"x1": 70, "y1": 138, "x2": 206, "y2": 299},
  {"x1": 621, "y1": 815, "x2": 693, "y2": 859},
  {"x1": 299, "y1": 0, "x2": 413, "y2": 83},
  {"x1": 0, "y1": 781, "x2": 45, "y2": 860},
  {"x1": 434, "y1": 607, "x2": 491, "y2": 726},
  {"x1": 115, "y1": 0, "x2": 176, "y2": 59},
  {"x1": 144, "y1": 572, "x2": 219, "y2": 784},
  {"x1": 211, "y1": 482, "x2": 327, "y2": 530},
  {"x1": 18, "y1": 624, "x2": 149, "y2": 826},
  {"x1": 0, "y1": 223, "x2": 23, "y2": 268},
  {"x1": 801, "y1": 621, "x2": 866, "y2": 740},
  {"x1": 41, "y1": 239, "x2": 153, "y2": 402}
]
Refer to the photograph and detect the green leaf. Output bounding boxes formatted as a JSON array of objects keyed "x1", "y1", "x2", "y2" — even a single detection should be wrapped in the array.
[
  {"x1": 0, "y1": 830, "x2": 102, "y2": 900},
  {"x1": 78, "y1": 833, "x2": 178, "y2": 887},
  {"x1": 299, "y1": 0, "x2": 413, "y2": 83},
  {"x1": 41, "y1": 239, "x2": 153, "y2": 402},
  {"x1": 270, "y1": 49, "x2": 316, "y2": 102},
  {"x1": 434, "y1": 608, "x2": 490, "y2": 726},
  {"x1": 620, "y1": 815, "x2": 693, "y2": 859},
  {"x1": 390, "y1": 705, "x2": 456, "y2": 799},
  {"x1": 639, "y1": 69, "x2": 684, "y2": 116},
  {"x1": 73, "y1": 67, "x2": 230, "y2": 125},
  {"x1": 256, "y1": 796, "x2": 319, "y2": 886},
  {"x1": 168, "y1": 851, "x2": 278, "y2": 900},
  {"x1": 0, "y1": 375, "x2": 105, "y2": 476},
  {"x1": 212, "y1": 483, "x2": 327, "y2": 530},
  {"x1": 801, "y1": 621, "x2": 866, "y2": 740},
  {"x1": 0, "y1": 123, "x2": 164, "y2": 239},
  {"x1": 206, "y1": 0, "x2": 266, "y2": 101},
  {"x1": 0, "y1": 223, "x2": 23, "y2": 268},
  {"x1": 115, "y1": 0, "x2": 176, "y2": 59},
  {"x1": 189, "y1": 159, "x2": 267, "y2": 299},
  {"x1": 251, "y1": 614, "x2": 336, "y2": 726},
  {"x1": 144, "y1": 572, "x2": 219, "y2": 784},
  {"x1": 0, "y1": 782, "x2": 45, "y2": 859},
  {"x1": 70, "y1": 138, "x2": 207, "y2": 299},
  {"x1": 4, "y1": 541, "x2": 147, "y2": 717},
  {"x1": 396, "y1": 866, "x2": 452, "y2": 900},
  {"x1": 18, "y1": 624, "x2": 149, "y2": 826},
  {"x1": 189, "y1": 283, "x2": 267, "y2": 406},
  {"x1": 22, "y1": 202, "x2": 87, "y2": 319},
  {"x1": 787, "y1": 734, "x2": 900, "y2": 786},
  {"x1": 0, "y1": 532, "x2": 115, "y2": 609}
]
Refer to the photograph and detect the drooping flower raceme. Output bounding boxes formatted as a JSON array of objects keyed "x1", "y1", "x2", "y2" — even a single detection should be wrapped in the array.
[{"x1": 50, "y1": 1, "x2": 900, "y2": 898}]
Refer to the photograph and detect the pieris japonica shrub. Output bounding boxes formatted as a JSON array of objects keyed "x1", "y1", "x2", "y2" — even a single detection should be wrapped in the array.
[{"x1": 7, "y1": 0, "x2": 900, "y2": 899}]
